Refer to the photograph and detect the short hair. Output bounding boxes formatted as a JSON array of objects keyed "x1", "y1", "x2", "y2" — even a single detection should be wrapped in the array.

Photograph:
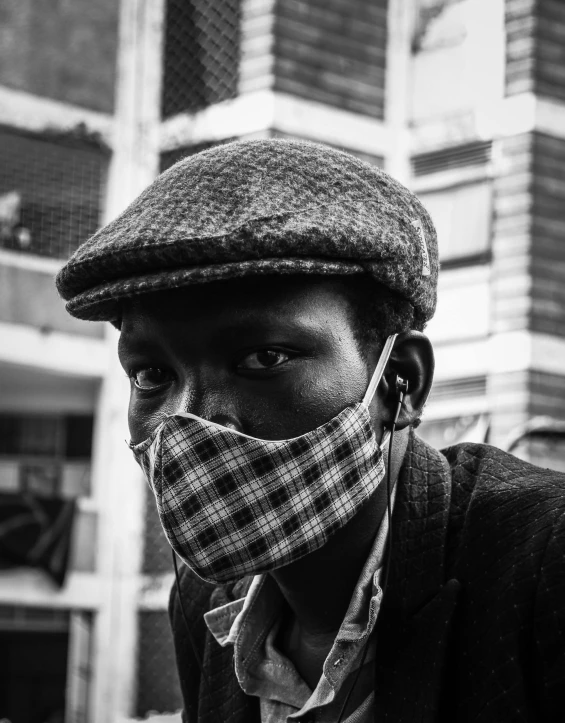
[{"x1": 341, "y1": 275, "x2": 423, "y2": 353}]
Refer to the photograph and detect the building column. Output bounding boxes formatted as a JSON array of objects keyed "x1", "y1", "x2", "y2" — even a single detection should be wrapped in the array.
[
  {"x1": 385, "y1": 0, "x2": 415, "y2": 184},
  {"x1": 488, "y1": 0, "x2": 565, "y2": 449},
  {"x1": 486, "y1": 0, "x2": 533, "y2": 447},
  {"x1": 90, "y1": 0, "x2": 165, "y2": 721},
  {"x1": 487, "y1": 132, "x2": 533, "y2": 447}
]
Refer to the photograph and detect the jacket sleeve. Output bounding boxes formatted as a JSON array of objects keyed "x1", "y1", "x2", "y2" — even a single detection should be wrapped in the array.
[
  {"x1": 533, "y1": 509, "x2": 565, "y2": 719},
  {"x1": 168, "y1": 565, "x2": 215, "y2": 722}
]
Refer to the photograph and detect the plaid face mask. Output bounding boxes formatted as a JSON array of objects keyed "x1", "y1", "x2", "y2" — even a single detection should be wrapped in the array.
[{"x1": 130, "y1": 335, "x2": 397, "y2": 584}]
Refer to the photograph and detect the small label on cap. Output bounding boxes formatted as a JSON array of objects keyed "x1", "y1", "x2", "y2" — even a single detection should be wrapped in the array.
[{"x1": 410, "y1": 218, "x2": 431, "y2": 277}]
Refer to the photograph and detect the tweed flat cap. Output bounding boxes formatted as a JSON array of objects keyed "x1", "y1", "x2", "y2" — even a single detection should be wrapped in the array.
[{"x1": 56, "y1": 139, "x2": 438, "y2": 324}]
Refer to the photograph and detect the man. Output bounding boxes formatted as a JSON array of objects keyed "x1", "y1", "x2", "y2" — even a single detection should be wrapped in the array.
[{"x1": 57, "y1": 140, "x2": 565, "y2": 722}]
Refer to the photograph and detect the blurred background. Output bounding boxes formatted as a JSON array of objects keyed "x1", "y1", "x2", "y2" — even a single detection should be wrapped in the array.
[{"x1": 1, "y1": 0, "x2": 565, "y2": 720}]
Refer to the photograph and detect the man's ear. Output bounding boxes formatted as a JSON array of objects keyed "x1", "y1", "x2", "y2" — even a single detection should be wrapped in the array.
[{"x1": 379, "y1": 331, "x2": 434, "y2": 430}]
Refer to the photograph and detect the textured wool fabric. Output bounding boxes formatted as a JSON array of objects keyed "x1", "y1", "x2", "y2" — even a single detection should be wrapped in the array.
[
  {"x1": 131, "y1": 403, "x2": 386, "y2": 584},
  {"x1": 169, "y1": 432, "x2": 565, "y2": 722},
  {"x1": 56, "y1": 139, "x2": 439, "y2": 325}
]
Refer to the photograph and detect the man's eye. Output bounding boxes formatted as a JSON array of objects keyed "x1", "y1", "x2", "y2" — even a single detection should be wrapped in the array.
[
  {"x1": 238, "y1": 350, "x2": 291, "y2": 371},
  {"x1": 131, "y1": 368, "x2": 171, "y2": 389}
]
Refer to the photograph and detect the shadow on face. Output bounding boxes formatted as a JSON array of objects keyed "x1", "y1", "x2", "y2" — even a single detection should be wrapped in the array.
[{"x1": 118, "y1": 275, "x2": 384, "y2": 444}]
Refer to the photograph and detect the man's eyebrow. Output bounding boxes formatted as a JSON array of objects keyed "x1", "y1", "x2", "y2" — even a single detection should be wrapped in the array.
[
  {"x1": 116, "y1": 304, "x2": 329, "y2": 362},
  {"x1": 215, "y1": 311, "x2": 326, "y2": 337},
  {"x1": 117, "y1": 329, "x2": 161, "y2": 359}
]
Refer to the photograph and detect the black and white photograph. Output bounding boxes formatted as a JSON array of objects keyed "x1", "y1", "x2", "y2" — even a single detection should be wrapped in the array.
[{"x1": 0, "y1": 1, "x2": 564, "y2": 721}]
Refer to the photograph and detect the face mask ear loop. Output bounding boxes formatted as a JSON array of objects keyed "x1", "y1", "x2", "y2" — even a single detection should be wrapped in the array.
[
  {"x1": 338, "y1": 336, "x2": 399, "y2": 723},
  {"x1": 381, "y1": 422, "x2": 395, "y2": 600},
  {"x1": 337, "y1": 416, "x2": 398, "y2": 723},
  {"x1": 362, "y1": 334, "x2": 397, "y2": 408},
  {"x1": 381, "y1": 356, "x2": 410, "y2": 608}
]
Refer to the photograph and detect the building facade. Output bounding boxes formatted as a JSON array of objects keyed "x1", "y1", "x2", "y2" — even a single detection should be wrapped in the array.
[{"x1": 0, "y1": 0, "x2": 564, "y2": 720}]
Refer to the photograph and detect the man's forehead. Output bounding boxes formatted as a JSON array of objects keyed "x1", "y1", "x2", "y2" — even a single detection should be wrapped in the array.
[
  {"x1": 125, "y1": 275, "x2": 349, "y2": 314},
  {"x1": 120, "y1": 275, "x2": 354, "y2": 334}
]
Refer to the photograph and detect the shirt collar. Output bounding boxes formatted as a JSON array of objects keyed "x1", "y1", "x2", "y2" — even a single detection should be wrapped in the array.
[{"x1": 204, "y1": 485, "x2": 396, "y2": 651}]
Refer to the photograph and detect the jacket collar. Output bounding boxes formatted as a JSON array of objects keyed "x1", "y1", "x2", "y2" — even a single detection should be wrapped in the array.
[
  {"x1": 384, "y1": 429, "x2": 455, "y2": 616},
  {"x1": 372, "y1": 430, "x2": 461, "y2": 722}
]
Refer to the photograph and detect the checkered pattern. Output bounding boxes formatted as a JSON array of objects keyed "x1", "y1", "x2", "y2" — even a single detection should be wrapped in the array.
[{"x1": 131, "y1": 403, "x2": 385, "y2": 584}]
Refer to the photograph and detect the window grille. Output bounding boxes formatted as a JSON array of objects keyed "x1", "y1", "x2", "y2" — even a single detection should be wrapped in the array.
[
  {"x1": 136, "y1": 611, "x2": 183, "y2": 716},
  {"x1": 142, "y1": 491, "x2": 174, "y2": 575},
  {"x1": 161, "y1": 0, "x2": 241, "y2": 118},
  {"x1": 0, "y1": 130, "x2": 107, "y2": 259},
  {"x1": 159, "y1": 138, "x2": 236, "y2": 173}
]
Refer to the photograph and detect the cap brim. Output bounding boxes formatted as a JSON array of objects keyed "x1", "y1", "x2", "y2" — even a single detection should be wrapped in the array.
[{"x1": 65, "y1": 257, "x2": 369, "y2": 322}]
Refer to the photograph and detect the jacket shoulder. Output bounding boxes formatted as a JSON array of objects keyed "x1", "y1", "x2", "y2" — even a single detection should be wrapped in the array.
[
  {"x1": 442, "y1": 441, "x2": 565, "y2": 502},
  {"x1": 439, "y1": 442, "x2": 565, "y2": 565}
]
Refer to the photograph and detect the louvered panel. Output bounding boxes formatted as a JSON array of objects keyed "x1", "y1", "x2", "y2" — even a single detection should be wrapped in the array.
[
  {"x1": 0, "y1": 605, "x2": 69, "y2": 632},
  {"x1": 412, "y1": 141, "x2": 492, "y2": 177},
  {"x1": 430, "y1": 376, "x2": 487, "y2": 402}
]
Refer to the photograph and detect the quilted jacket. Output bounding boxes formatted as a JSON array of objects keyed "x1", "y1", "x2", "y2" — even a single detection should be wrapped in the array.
[{"x1": 169, "y1": 431, "x2": 565, "y2": 722}]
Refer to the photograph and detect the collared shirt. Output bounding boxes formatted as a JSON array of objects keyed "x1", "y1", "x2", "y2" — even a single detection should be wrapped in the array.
[{"x1": 204, "y1": 492, "x2": 395, "y2": 723}]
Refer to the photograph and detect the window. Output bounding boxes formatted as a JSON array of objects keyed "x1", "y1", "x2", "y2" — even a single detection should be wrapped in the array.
[
  {"x1": 0, "y1": 607, "x2": 94, "y2": 723},
  {"x1": 0, "y1": 414, "x2": 93, "y2": 498},
  {"x1": 161, "y1": 0, "x2": 241, "y2": 117},
  {"x1": 0, "y1": 130, "x2": 107, "y2": 259},
  {"x1": 418, "y1": 181, "x2": 492, "y2": 263},
  {"x1": 0, "y1": 413, "x2": 97, "y2": 573}
]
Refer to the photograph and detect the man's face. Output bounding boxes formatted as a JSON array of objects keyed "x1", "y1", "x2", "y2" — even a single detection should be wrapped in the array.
[{"x1": 119, "y1": 276, "x2": 385, "y2": 445}]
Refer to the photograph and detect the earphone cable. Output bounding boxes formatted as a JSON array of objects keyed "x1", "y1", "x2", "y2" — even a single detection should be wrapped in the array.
[
  {"x1": 381, "y1": 419, "x2": 395, "y2": 598},
  {"x1": 337, "y1": 419, "x2": 396, "y2": 723}
]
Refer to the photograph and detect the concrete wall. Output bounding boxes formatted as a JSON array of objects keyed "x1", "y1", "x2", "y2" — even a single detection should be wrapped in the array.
[
  {"x1": 491, "y1": 132, "x2": 531, "y2": 337},
  {"x1": 531, "y1": 132, "x2": 565, "y2": 338},
  {"x1": 0, "y1": 0, "x2": 119, "y2": 112},
  {"x1": 485, "y1": 0, "x2": 565, "y2": 444},
  {"x1": 0, "y1": 264, "x2": 104, "y2": 338},
  {"x1": 273, "y1": 0, "x2": 388, "y2": 118},
  {"x1": 505, "y1": 0, "x2": 565, "y2": 102},
  {"x1": 535, "y1": 0, "x2": 565, "y2": 103},
  {"x1": 505, "y1": 0, "x2": 536, "y2": 96}
]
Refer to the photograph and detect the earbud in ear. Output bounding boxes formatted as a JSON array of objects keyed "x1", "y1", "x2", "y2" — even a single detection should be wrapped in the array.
[
  {"x1": 393, "y1": 376, "x2": 409, "y2": 426},
  {"x1": 396, "y1": 376, "x2": 409, "y2": 400}
]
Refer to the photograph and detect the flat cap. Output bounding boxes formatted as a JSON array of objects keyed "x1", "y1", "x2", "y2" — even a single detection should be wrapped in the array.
[{"x1": 56, "y1": 139, "x2": 438, "y2": 325}]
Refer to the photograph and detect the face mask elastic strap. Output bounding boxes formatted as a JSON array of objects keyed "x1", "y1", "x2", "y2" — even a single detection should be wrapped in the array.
[{"x1": 361, "y1": 334, "x2": 397, "y2": 408}]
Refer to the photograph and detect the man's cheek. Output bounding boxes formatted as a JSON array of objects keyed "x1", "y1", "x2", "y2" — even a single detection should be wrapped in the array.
[{"x1": 128, "y1": 401, "x2": 169, "y2": 445}]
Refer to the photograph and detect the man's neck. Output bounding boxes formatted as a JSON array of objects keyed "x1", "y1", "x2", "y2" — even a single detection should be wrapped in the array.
[
  {"x1": 270, "y1": 481, "x2": 390, "y2": 635},
  {"x1": 268, "y1": 429, "x2": 409, "y2": 681}
]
